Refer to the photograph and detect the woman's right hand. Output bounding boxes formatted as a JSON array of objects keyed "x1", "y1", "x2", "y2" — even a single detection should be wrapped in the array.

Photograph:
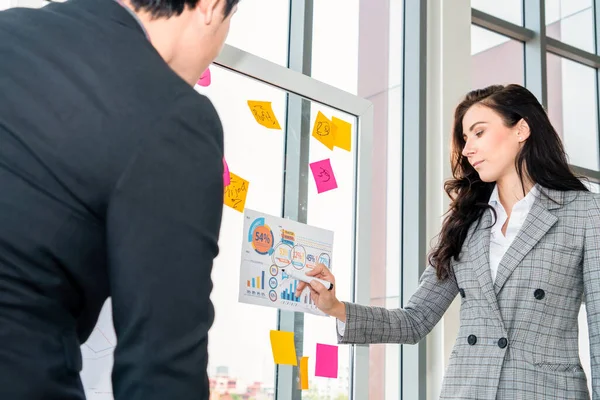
[{"x1": 295, "y1": 263, "x2": 347, "y2": 322}]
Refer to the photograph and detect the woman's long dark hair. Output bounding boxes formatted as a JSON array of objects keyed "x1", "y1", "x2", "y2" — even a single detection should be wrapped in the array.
[{"x1": 428, "y1": 84, "x2": 588, "y2": 281}]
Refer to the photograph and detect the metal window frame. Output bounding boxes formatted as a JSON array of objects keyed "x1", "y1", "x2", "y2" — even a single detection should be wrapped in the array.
[
  {"x1": 471, "y1": 4, "x2": 600, "y2": 182},
  {"x1": 214, "y1": 43, "x2": 374, "y2": 400},
  {"x1": 400, "y1": 0, "x2": 428, "y2": 399}
]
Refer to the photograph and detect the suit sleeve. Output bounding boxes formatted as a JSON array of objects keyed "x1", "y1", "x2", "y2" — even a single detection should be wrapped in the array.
[
  {"x1": 106, "y1": 92, "x2": 224, "y2": 400},
  {"x1": 338, "y1": 265, "x2": 458, "y2": 345},
  {"x1": 583, "y1": 194, "x2": 600, "y2": 400}
]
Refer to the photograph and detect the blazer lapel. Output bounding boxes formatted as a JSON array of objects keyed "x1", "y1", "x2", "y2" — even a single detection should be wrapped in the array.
[
  {"x1": 469, "y1": 210, "x2": 503, "y2": 323},
  {"x1": 493, "y1": 188, "x2": 561, "y2": 294}
]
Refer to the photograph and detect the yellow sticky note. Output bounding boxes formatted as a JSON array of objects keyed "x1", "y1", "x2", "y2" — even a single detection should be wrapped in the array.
[
  {"x1": 223, "y1": 172, "x2": 249, "y2": 212},
  {"x1": 269, "y1": 330, "x2": 297, "y2": 366},
  {"x1": 332, "y1": 116, "x2": 352, "y2": 152},
  {"x1": 299, "y1": 356, "x2": 309, "y2": 390},
  {"x1": 248, "y1": 101, "x2": 281, "y2": 130},
  {"x1": 312, "y1": 111, "x2": 335, "y2": 150}
]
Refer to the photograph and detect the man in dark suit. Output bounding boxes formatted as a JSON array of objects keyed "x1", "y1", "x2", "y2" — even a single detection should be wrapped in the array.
[{"x1": 0, "y1": 0, "x2": 238, "y2": 398}]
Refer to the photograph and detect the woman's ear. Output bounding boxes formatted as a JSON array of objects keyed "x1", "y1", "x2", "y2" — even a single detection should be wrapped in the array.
[{"x1": 516, "y1": 118, "x2": 531, "y2": 142}]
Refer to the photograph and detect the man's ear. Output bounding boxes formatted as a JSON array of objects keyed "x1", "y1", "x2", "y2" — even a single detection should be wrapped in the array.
[
  {"x1": 198, "y1": 0, "x2": 221, "y2": 25},
  {"x1": 516, "y1": 118, "x2": 531, "y2": 142}
]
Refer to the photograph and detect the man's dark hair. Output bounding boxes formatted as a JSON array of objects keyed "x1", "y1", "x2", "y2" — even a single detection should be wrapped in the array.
[{"x1": 130, "y1": 0, "x2": 240, "y2": 19}]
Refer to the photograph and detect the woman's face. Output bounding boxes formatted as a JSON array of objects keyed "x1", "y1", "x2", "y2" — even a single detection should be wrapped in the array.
[{"x1": 461, "y1": 104, "x2": 526, "y2": 183}]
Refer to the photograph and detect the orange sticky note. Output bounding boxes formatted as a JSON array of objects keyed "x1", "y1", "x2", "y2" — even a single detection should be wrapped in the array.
[
  {"x1": 269, "y1": 330, "x2": 297, "y2": 366},
  {"x1": 312, "y1": 111, "x2": 335, "y2": 150},
  {"x1": 332, "y1": 116, "x2": 352, "y2": 152},
  {"x1": 223, "y1": 172, "x2": 249, "y2": 212},
  {"x1": 299, "y1": 356, "x2": 309, "y2": 390},
  {"x1": 248, "y1": 101, "x2": 281, "y2": 129}
]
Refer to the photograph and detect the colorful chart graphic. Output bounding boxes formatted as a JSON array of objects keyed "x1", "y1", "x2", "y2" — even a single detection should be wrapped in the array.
[
  {"x1": 239, "y1": 209, "x2": 334, "y2": 316},
  {"x1": 269, "y1": 277, "x2": 278, "y2": 289},
  {"x1": 247, "y1": 270, "x2": 266, "y2": 290},
  {"x1": 272, "y1": 242, "x2": 292, "y2": 267},
  {"x1": 291, "y1": 245, "x2": 306, "y2": 269},
  {"x1": 248, "y1": 217, "x2": 274, "y2": 255}
]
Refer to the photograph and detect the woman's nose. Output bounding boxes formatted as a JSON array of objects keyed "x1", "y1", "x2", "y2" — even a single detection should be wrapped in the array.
[{"x1": 462, "y1": 142, "x2": 475, "y2": 157}]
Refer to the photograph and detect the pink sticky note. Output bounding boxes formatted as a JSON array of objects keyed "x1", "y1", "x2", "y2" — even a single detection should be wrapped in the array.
[
  {"x1": 315, "y1": 344, "x2": 338, "y2": 378},
  {"x1": 309, "y1": 159, "x2": 338, "y2": 194},
  {"x1": 197, "y1": 68, "x2": 211, "y2": 87},
  {"x1": 223, "y1": 158, "x2": 230, "y2": 187}
]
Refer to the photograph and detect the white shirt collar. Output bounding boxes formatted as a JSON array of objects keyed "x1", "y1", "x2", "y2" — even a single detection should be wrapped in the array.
[{"x1": 488, "y1": 183, "x2": 539, "y2": 209}]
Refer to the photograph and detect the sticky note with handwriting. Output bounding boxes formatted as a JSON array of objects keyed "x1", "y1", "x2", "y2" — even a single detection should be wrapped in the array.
[
  {"x1": 269, "y1": 330, "x2": 297, "y2": 366},
  {"x1": 309, "y1": 159, "x2": 338, "y2": 194},
  {"x1": 332, "y1": 116, "x2": 352, "y2": 152},
  {"x1": 299, "y1": 356, "x2": 309, "y2": 390},
  {"x1": 248, "y1": 101, "x2": 282, "y2": 130},
  {"x1": 311, "y1": 111, "x2": 335, "y2": 150},
  {"x1": 315, "y1": 343, "x2": 338, "y2": 378},
  {"x1": 224, "y1": 172, "x2": 249, "y2": 212}
]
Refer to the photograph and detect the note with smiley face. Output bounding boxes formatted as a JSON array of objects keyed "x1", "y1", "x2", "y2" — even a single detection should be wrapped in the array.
[
  {"x1": 311, "y1": 111, "x2": 335, "y2": 150},
  {"x1": 309, "y1": 159, "x2": 338, "y2": 194}
]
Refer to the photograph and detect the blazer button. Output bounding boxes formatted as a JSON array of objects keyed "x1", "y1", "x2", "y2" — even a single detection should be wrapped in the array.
[
  {"x1": 498, "y1": 337, "x2": 508, "y2": 349},
  {"x1": 459, "y1": 288, "x2": 466, "y2": 298},
  {"x1": 467, "y1": 334, "x2": 477, "y2": 345},
  {"x1": 534, "y1": 289, "x2": 545, "y2": 300}
]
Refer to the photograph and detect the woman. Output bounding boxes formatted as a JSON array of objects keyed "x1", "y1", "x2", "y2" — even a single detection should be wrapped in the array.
[{"x1": 296, "y1": 84, "x2": 600, "y2": 399}]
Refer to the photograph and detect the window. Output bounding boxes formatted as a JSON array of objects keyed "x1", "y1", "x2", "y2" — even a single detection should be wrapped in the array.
[
  {"x1": 471, "y1": 25, "x2": 525, "y2": 89},
  {"x1": 225, "y1": 0, "x2": 290, "y2": 67},
  {"x1": 546, "y1": 0, "x2": 594, "y2": 53},
  {"x1": 471, "y1": 0, "x2": 523, "y2": 26},
  {"x1": 312, "y1": 1, "x2": 405, "y2": 398},
  {"x1": 546, "y1": 54, "x2": 599, "y2": 170}
]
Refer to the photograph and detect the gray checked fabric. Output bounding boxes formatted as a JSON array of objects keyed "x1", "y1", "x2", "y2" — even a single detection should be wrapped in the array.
[{"x1": 339, "y1": 188, "x2": 600, "y2": 399}]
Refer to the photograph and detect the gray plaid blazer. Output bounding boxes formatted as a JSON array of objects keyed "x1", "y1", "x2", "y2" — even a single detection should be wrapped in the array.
[{"x1": 339, "y1": 188, "x2": 600, "y2": 399}]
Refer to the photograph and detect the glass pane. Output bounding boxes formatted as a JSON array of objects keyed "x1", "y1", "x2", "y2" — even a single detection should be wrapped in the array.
[
  {"x1": 311, "y1": 0, "x2": 360, "y2": 93},
  {"x1": 302, "y1": 102, "x2": 357, "y2": 399},
  {"x1": 226, "y1": 0, "x2": 290, "y2": 66},
  {"x1": 202, "y1": 66, "x2": 366, "y2": 398},
  {"x1": 313, "y1": 1, "x2": 404, "y2": 398},
  {"x1": 197, "y1": 66, "x2": 287, "y2": 397},
  {"x1": 472, "y1": 0, "x2": 523, "y2": 26},
  {"x1": 471, "y1": 25, "x2": 525, "y2": 89},
  {"x1": 546, "y1": 0, "x2": 594, "y2": 53},
  {"x1": 547, "y1": 54, "x2": 599, "y2": 170}
]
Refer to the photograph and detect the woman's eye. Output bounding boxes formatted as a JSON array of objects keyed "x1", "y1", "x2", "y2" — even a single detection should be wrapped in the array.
[{"x1": 475, "y1": 130, "x2": 483, "y2": 137}]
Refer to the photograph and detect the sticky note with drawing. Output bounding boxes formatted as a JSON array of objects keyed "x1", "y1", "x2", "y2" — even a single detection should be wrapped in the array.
[
  {"x1": 311, "y1": 111, "x2": 335, "y2": 150},
  {"x1": 309, "y1": 159, "x2": 338, "y2": 194},
  {"x1": 247, "y1": 100, "x2": 282, "y2": 129},
  {"x1": 224, "y1": 172, "x2": 249, "y2": 212}
]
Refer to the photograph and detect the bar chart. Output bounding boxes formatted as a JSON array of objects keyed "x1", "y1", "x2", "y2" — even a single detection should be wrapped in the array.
[
  {"x1": 281, "y1": 279, "x2": 298, "y2": 301},
  {"x1": 246, "y1": 270, "x2": 265, "y2": 290},
  {"x1": 280, "y1": 280, "x2": 316, "y2": 305}
]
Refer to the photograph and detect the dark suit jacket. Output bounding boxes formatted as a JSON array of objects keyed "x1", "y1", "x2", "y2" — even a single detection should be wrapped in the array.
[{"x1": 0, "y1": 0, "x2": 224, "y2": 399}]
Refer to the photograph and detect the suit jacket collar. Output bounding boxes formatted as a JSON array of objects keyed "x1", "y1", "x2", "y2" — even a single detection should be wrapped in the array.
[{"x1": 468, "y1": 186, "x2": 576, "y2": 323}]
